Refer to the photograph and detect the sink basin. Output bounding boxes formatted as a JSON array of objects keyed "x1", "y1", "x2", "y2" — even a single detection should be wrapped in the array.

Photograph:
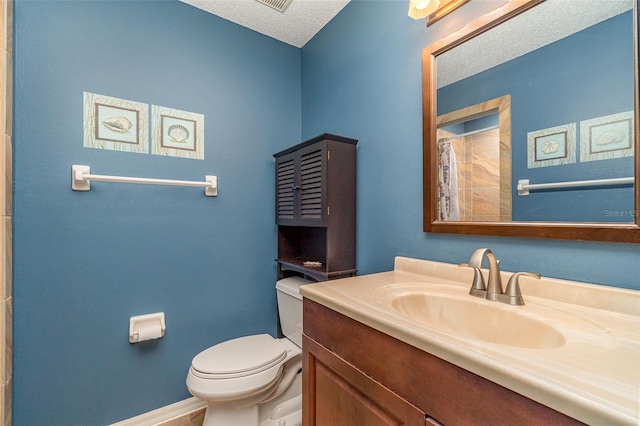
[{"x1": 390, "y1": 292, "x2": 566, "y2": 349}]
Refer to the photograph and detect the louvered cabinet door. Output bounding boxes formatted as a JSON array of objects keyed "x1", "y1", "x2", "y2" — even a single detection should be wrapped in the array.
[
  {"x1": 297, "y1": 142, "x2": 327, "y2": 227},
  {"x1": 276, "y1": 152, "x2": 298, "y2": 226}
]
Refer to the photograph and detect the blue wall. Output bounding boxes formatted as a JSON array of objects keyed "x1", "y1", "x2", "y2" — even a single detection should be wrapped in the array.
[
  {"x1": 14, "y1": 0, "x2": 300, "y2": 424},
  {"x1": 437, "y1": 12, "x2": 635, "y2": 222},
  {"x1": 12, "y1": 0, "x2": 640, "y2": 425},
  {"x1": 301, "y1": 1, "x2": 639, "y2": 287}
]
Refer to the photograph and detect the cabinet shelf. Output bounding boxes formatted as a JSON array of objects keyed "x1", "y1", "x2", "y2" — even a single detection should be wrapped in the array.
[{"x1": 277, "y1": 258, "x2": 357, "y2": 282}]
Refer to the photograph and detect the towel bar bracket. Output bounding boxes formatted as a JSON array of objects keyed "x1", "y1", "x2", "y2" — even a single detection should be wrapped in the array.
[{"x1": 72, "y1": 165, "x2": 92, "y2": 192}]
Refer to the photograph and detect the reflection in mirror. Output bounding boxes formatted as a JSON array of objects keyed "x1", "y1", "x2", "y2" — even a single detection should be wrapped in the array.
[
  {"x1": 436, "y1": 0, "x2": 635, "y2": 223},
  {"x1": 437, "y1": 95, "x2": 511, "y2": 222},
  {"x1": 422, "y1": 0, "x2": 640, "y2": 242}
]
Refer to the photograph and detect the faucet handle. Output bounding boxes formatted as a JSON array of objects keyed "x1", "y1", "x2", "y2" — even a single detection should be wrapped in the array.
[
  {"x1": 459, "y1": 263, "x2": 487, "y2": 297},
  {"x1": 504, "y1": 272, "x2": 540, "y2": 305},
  {"x1": 470, "y1": 268, "x2": 487, "y2": 296}
]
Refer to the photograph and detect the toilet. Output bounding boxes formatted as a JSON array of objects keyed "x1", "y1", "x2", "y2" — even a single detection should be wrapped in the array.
[{"x1": 186, "y1": 276, "x2": 311, "y2": 426}]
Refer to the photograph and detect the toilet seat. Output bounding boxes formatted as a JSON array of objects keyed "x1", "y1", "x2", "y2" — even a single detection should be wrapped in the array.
[
  {"x1": 187, "y1": 334, "x2": 299, "y2": 402},
  {"x1": 191, "y1": 334, "x2": 287, "y2": 380}
]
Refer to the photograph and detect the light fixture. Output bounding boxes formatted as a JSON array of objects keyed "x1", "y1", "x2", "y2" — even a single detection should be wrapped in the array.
[{"x1": 408, "y1": 0, "x2": 441, "y2": 20}]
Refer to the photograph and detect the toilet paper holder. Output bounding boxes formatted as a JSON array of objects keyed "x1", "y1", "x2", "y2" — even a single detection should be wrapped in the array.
[{"x1": 129, "y1": 312, "x2": 166, "y2": 343}]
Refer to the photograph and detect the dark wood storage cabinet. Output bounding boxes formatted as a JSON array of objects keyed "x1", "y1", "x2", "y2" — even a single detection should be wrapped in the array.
[{"x1": 274, "y1": 134, "x2": 357, "y2": 282}]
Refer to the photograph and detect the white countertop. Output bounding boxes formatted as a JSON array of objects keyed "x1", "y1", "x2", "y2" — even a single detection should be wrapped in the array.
[{"x1": 300, "y1": 256, "x2": 640, "y2": 426}]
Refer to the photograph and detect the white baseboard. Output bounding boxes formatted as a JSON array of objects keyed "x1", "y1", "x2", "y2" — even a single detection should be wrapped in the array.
[{"x1": 110, "y1": 397, "x2": 207, "y2": 426}]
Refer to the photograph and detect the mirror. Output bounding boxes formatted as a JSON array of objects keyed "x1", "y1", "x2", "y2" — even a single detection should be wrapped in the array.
[{"x1": 423, "y1": 0, "x2": 639, "y2": 242}]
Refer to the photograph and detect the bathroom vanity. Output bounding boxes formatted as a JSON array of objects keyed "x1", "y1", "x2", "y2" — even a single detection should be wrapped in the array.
[{"x1": 301, "y1": 257, "x2": 640, "y2": 425}]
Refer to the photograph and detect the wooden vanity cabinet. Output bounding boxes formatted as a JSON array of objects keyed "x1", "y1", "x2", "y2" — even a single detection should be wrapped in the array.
[
  {"x1": 303, "y1": 299, "x2": 584, "y2": 426},
  {"x1": 274, "y1": 134, "x2": 357, "y2": 281},
  {"x1": 304, "y1": 335, "x2": 428, "y2": 426}
]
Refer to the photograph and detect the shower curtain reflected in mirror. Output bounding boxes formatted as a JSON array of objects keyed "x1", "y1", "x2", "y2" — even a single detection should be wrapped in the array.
[
  {"x1": 436, "y1": 136, "x2": 460, "y2": 221},
  {"x1": 437, "y1": 124, "x2": 507, "y2": 222}
]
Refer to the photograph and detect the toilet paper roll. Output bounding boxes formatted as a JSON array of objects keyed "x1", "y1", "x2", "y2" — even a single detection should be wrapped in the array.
[{"x1": 136, "y1": 325, "x2": 163, "y2": 342}]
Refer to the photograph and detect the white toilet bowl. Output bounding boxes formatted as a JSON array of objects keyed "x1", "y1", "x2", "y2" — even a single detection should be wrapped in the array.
[
  {"x1": 186, "y1": 334, "x2": 302, "y2": 425},
  {"x1": 186, "y1": 277, "x2": 310, "y2": 426}
]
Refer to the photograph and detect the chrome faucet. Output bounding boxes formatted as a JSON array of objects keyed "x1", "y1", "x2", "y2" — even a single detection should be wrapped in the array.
[{"x1": 462, "y1": 248, "x2": 540, "y2": 306}]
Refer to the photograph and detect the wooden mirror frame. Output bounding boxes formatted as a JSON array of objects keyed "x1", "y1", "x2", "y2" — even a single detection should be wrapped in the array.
[{"x1": 423, "y1": 0, "x2": 640, "y2": 243}]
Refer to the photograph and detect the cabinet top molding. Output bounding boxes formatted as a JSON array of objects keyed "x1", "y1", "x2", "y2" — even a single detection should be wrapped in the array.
[{"x1": 274, "y1": 133, "x2": 358, "y2": 158}]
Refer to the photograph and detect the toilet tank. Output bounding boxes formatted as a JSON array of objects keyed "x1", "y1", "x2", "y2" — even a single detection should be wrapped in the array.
[{"x1": 275, "y1": 276, "x2": 312, "y2": 347}]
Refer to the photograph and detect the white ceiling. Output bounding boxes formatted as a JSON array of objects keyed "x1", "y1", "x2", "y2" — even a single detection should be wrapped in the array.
[
  {"x1": 179, "y1": 0, "x2": 351, "y2": 48},
  {"x1": 180, "y1": 0, "x2": 633, "y2": 80}
]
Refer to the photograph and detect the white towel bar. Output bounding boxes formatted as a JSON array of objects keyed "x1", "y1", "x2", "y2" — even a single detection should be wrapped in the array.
[
  {"x1": 71, "y1": 165, "x2": 217, "y2": 196},
  {"x1": 517, "y1": 177, "x2": 633, "y2": 196}
]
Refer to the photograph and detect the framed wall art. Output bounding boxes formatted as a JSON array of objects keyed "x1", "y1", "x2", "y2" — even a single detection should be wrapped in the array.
[
  {"x1": 579, "y1": 111, "x2": 634, "y2": 162},
  {"x1": 527, "y1": 123, "x2": 576, "y2": 168},
  {"x1": 83, "y1": 92, "x2": 149, "y2": 154},
  {"x1": 151, "y1": 105, "x2": 204, "y2": 160}
]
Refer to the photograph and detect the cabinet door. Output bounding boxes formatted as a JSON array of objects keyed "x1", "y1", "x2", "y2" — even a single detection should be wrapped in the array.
[
  {"x1": 276, "y1": 142, "x2": 327, "y2": 227},
  {"x1": 303, "y1": 336, "x2": 426, "y2": 426},
  {"x1": 297, "y1": 142, "x2": 327, "y2": 227},
  {"x1": 276, "y1": 151, "x2": 297, "y2": 226}
]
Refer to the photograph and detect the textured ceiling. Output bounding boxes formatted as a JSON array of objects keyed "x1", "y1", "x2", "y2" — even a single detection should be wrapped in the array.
[
  {"x1": 180, "y1": 0, "x2": 351, "y2": 48},
  {"x1": 438, "y1": 0, "x2": 633, "y2": 88},
  {"x1": 180, "y1": 0, "x2": 632, "y2": 80}
]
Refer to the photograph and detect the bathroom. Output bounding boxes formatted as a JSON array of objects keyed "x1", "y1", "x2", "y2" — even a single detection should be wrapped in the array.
[{"x1": 3, "y1": 0, "x2": 639, "y2": 424}]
